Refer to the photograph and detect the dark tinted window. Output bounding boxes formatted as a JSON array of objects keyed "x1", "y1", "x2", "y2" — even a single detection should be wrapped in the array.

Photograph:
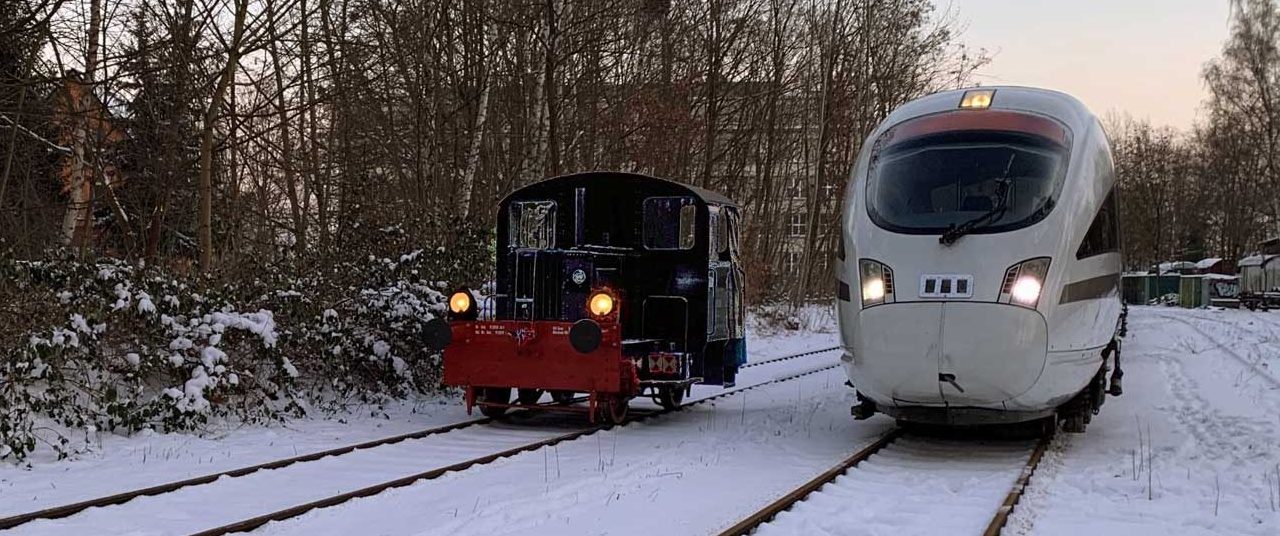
[
  {"x1": 1077, "y1": 190, "x2": 1120, "y2": 259},
  {"x1": 643, "y1": 197, "x2": 696, "y2": 250},
  {"x1": 867, "y1": 131, "x2": 1069, "y2": 235}
]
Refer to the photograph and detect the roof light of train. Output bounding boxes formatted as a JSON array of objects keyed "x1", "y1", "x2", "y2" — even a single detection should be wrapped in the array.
[
  {"x1": 959, "y1": 89, "x2": 995, "y2": 109},
  {"x1": 1010, "y1": 277, "x2": 1042, "y2": 305},
  {"x1": 588, "y1": 292, "x2": 615, "y2": 317}
]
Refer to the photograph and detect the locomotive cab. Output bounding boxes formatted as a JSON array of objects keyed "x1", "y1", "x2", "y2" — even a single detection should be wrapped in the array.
[{"x1": 433, "y1": 172, "x2": 745, "y2": 422}]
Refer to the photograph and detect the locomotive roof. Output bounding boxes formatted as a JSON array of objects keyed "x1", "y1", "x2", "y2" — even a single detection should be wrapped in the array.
[{"x1": 501, "y1": 171, "x2": 738, "y2": 208}]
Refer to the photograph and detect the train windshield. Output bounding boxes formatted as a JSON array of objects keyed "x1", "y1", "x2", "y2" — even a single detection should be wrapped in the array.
[{"x1": 866, "y1": 130, "x2": 1069, "y2": 235}]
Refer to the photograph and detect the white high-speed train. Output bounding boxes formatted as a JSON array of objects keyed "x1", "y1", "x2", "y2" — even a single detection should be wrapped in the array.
[{"x1": 837, "y1": 86, "x2": 1123, "y2": 432}]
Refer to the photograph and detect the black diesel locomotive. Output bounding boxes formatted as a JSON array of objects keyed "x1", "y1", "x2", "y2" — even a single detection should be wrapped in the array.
[{"x1": 431, "y1": 172, "x2": 746, "y2": 422}]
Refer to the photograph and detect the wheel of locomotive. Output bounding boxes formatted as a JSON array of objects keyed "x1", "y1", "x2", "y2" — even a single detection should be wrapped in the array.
[
  {"x1": 1062, "y1": 411, "x2": 1087, "y2": 433},
  {"x1": 517, "y1": 388, "x2": 543, "y2": 405},
  {"x1": 476, "y1": 387, "x2": 511, "y2": 418},
  {"x1": 598, "y1": 395, "x2": 630, "y2": 424},
  {"x1": 549, "y1": 390, "x2": 576, "y2": 405},
  {"x1": 656, "y1": 385, "x2": 685, "y2": 411}
]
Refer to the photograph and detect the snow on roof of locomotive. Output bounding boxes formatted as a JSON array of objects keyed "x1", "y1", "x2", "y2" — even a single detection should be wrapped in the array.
[{"x1": 501, "y1": 171, "x2": 738, "y2": 207}]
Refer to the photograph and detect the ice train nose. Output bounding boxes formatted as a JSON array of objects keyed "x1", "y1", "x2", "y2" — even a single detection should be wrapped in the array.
[{"x1": 851, "y1": 302, "x2": 1047, "y2": 407}]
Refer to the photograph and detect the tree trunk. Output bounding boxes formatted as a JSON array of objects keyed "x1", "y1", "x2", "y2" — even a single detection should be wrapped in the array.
[{"x1": 197, "y1": 0, "x2": 249, "y2": 271}]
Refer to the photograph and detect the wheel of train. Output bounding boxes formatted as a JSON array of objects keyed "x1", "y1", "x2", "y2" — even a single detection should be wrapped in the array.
[
  {"x1": 654, "y1": 386, "x2": 685, "y2": 411},
  {"x1": 476, "y1": 387, "x2": 511, "y2": 419},
  {"x1": 517, "y1": 388, "x2": 543, "y2": 405}
]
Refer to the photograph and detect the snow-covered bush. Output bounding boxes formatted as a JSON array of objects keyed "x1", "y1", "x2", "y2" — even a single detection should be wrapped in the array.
[{"x1": 0, "y1": 226, "x2": 489, "y2": 461}]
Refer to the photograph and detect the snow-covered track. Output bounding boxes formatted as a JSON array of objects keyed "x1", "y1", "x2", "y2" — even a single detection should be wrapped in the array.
[
  {"x1": 740, "y1": 346, "x2": 840, "y2": 369},
  {"x1": 3, "y1": 347, "x2": 838, "y2": 535},
  {"x1": 716, "y1": 428, "x2": 903, "y2": 535},
  {"x1": 190, "y1": 356, "x2": 841, "y2": 536},
  {"x1": 980, "y1": 433, "x2": 1051, "y2": 535},
  {"x1": 719, "y1": 430, "x2": 1052, "y2": 536},
  {"x1": 0, "y1": 417, "x2": 493, "y2": 531}
]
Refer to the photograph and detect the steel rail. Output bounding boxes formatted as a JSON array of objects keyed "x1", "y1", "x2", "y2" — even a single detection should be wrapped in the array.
[
  {"x1": 982, "y1": 432, "x2": 1053, "y2": 536},
  {"x1": 0, "y1": 417, "x2": 492, "y2": 530},
  {"x1": 717, "y1": 424, "x2": 1054, "y2": 536},
  {"x1": 714, "y1": 428, "x2": 903, "y2": 536}
]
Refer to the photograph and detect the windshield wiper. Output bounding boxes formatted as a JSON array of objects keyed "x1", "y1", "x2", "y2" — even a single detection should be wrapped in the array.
[{"x1": 939, "y1": 153, "x2": 1016, "y2": 246}]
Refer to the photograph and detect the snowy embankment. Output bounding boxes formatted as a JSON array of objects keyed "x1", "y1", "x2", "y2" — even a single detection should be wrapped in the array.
[{"x1": 1009, "y1": 306, "x2": 1280, "y2": 536}]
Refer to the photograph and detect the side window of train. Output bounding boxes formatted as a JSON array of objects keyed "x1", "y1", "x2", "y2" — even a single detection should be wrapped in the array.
[
  {"x1": 707, "y1": 205, "x2": 729, "y2": 259},
  {"x1": 643, "y1": 197, "x2": 696, "y2": 250},
  {"x1": 510, "y1": 201, "x2": 556, "y2": 250},
  {"x1": 1076, "y1": 189, "x2": 1119, "y2": 259}
]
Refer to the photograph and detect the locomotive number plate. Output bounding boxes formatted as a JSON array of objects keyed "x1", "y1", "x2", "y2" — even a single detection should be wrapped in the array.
[{"x1": 919, "y1": 274, "x2": 973, "y2": 298}]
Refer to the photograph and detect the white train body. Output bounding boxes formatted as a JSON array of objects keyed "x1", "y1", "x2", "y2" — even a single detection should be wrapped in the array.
[{"x1": 837, "y1": 87, "x2": 1122, "y2": 425}]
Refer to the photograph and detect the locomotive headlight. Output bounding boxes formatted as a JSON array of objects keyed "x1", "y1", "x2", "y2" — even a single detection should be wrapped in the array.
[
  {"x1": 1010, "y1": 277, "x2": 1042, "y2": 305},
  {"x1": 1000, "y1": 257, "x2": 1051, "y2": 308},
  {"x1": 588, "y1": 292, "x2": 615, "y2": 317},
  {"x1": 450, "y1": 292, "x2": 472, "y2": 314},
  {"x1": 858, "y1": 259, "x2": 895, "y2": 308},
  {"x1": 448, "y1": 288, "x2": 479, "y2": 320}
]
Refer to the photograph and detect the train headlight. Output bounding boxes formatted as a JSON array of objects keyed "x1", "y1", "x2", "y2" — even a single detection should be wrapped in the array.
[
  {"x1": 588, "y1": 291, "x2": 616, "y2": 317},
  {"x1": 999, "y1": 257, "x2": 1051, "y2": 308},
  {"x1": 858, "y1": 259, "x2": 895, "y2": 308},
  {"x1": 448, "y1": 288, "x2": 479, "y2": 320},
  {"x1": 863, "y1": 279, "x2": 885, "y2": 301},
  {"x1": 1010, "y1": 277, "x2": 1042, "y2": 305},
  {"x1": 449, "y1": 292, "x2": 471, "y2": 314}
]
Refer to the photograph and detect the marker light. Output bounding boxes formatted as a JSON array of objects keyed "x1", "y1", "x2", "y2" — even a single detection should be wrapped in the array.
[
  {"x1": 1010, "y1": 277, "x2": 1042, "y2": 305},
  {"x1": 588, "y1": 292, "x2": 615, "y2": 317},
  {"x1": 449, "y1": 291, "x2": 472, "y2": 315},
  {"x1": 959, "y1": 89, "x2": 995, "y2": 109}
]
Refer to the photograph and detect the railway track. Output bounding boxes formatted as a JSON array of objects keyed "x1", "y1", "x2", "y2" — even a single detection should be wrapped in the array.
[
  {"x1": 1, "y1": 346, "x2": 840, "y2": 535},
  {"x1": 717, "y1": 428, "x2": 1053, "y2": 536}
]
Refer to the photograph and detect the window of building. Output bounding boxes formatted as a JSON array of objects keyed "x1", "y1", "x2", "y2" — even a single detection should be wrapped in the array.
[
  {"x1": 784, "y1": 251, "x2": 800, "y2": 273},
  {"x1": 789, "y1": 213, "x2": 806, "y2": 238}
]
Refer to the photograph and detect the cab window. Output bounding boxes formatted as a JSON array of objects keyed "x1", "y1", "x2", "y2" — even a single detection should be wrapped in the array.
[
  {"x1": 643, "y1": 197, "x2": 696, "y2": 250},
  {"x1": 510, "y1": 201, "x2": 556, "y2": 249}
]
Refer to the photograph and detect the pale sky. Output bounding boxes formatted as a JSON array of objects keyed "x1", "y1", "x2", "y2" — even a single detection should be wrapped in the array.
[{"x1": 936, "y1": 0, "x2": 1232, "y2": 129}]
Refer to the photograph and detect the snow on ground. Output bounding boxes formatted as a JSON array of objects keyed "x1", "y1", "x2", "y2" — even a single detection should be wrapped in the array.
[
  {"x1": 11, "y1": 305, "x2": 1280, "y2": 536},
  {"x1": 253, "y1": 357, "x2": 873, "y2": 536},
  {"x1": 0, "y1": 399, "x2": 471, "y2": 519},
  {"x1": 1009, "y1": 306, "x2": 1280, "y2": 536},
  {"x1": 0, "y1": 311, "x2": 841, "y2": 535}
]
